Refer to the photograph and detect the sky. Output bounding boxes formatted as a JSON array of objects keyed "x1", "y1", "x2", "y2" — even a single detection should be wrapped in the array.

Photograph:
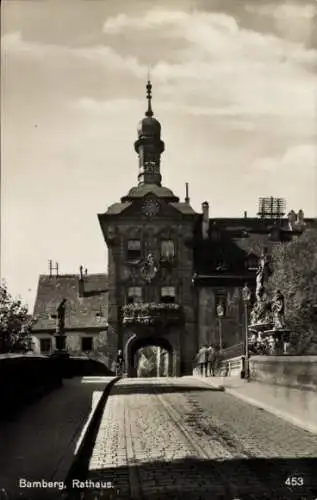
[{"x1": 1, "y1": 0, "x2": 317, "y2": 311}]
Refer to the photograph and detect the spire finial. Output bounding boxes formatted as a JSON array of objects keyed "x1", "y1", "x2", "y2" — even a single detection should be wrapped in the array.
[{"x1": 145, "y1": 73, "x2": 153, "y2": 117}]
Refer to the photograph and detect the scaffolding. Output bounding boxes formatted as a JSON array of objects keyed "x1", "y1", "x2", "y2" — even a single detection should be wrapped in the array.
[{"x1": 257, "y1": 197, "x2": 286, "y2": 219}]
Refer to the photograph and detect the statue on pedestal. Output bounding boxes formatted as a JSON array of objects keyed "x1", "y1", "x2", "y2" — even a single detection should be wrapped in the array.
[
  {"x1": 56, "y1": 298, "x2": 67, "y2": 334},
  {"x1": 250, "y1": 249, "x2": 273, "y2": 327}
]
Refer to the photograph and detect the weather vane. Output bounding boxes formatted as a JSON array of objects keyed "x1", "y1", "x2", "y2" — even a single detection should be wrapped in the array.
[{"x1": 145, "y1": 67, "x2": 153, "y2": 117}]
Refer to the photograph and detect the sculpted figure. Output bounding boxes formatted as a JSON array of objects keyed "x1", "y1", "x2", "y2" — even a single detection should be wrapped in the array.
[
  {"x1": 250, "y1": 249, "x2": 272, "y2": 326},
  {"x1": 56, "y1": 298, "x2": 67, "y2": 333},
  {"x1": 272, "y1": 289, "x2": 285, "y2": 330},
  {"x1": 140, "y1": 253, "x2": 158, "y2": 283}
]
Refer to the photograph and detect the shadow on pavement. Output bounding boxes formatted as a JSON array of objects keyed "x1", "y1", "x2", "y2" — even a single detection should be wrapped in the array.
[
  {"x1": 0, "y1": 378, "x2": 109, "y2": 500},
  {"x1": 82, "y1": 456, "x2": 317, "y2": 500},
  {"x1": 110, "y1": 383, "x2": 223, "y2": 396}
]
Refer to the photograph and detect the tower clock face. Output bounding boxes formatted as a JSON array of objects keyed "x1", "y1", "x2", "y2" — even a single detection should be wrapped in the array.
[{"x1": 142, "y1": 199, "x2": 160, "y2": 217}]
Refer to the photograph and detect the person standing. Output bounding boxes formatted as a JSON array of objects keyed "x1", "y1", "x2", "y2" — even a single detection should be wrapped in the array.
[{"x1": 116, "y1": 349, "x2": 124, "y2": 375}]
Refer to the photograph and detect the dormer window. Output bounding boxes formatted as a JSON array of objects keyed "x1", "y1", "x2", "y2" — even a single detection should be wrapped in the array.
[
  {"x1": 246, "y1": 252, "x2": 258, "y2": 271},
  {"x1": 127, "y1": 240, "x2": 142, "y2": 261}
]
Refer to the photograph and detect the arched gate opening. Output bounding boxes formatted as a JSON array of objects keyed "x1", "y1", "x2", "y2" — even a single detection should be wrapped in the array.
[{"x1": 125, "y1": 335, "x2": 174, "y2": 378}]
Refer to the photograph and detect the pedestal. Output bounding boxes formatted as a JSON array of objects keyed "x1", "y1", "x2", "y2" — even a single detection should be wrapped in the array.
[
  {"x1": 263, "y1": 329, "x2": 291, "y2": 354},
  {"x1": 248, "y1": 322, "x2": 273, "y2": 334},
  {"x1": 55, "y1": 335, "x2": 66, "y2": 351}
]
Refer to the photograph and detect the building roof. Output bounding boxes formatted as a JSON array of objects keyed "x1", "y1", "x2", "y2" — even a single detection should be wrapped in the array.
[
  {"x1": 104, "y1": 201, "x2": 132, "y2": 215},
  {"x1": 192, "y1": 216, "x2": 317, "y2": 275},
  {"x1": 101, "y1": 190, "x2": 196, "y2": 217},
  {"x1": 170, "y1": 202, "x2": 196, "y2": 215},
  {"x1": 32, "y1": 274, "x2": 108, "y2": 332},
  {"x1": 121, "y1": 184, "x2": 179, "y2": 202}
]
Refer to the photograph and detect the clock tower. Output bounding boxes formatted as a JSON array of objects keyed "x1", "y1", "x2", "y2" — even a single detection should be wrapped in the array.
[{"x1": 98, "y1": 81, "x2": 197, "y2": 377}]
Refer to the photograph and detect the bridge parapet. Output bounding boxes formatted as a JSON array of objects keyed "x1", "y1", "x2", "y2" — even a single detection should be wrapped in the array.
[
  {"x1": 193, "y1": 350, "x2": 317, "y2": 391},
  {"x1": 0, "y1": 353, "x2": 63, "y2": 418}
]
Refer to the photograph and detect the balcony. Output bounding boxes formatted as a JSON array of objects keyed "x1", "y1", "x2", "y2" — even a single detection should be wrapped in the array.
[{"x1": 122, "y1": 302, "x2": 183, "y2": 327}]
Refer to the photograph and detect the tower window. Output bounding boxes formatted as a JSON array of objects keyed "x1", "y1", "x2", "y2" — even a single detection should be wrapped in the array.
[
  {"x1": 215, "y1": 294, "x2": 227, "y2": 316},
  {"x1": 160, "y1": 286, "x2": 176, "y2": 303},
  {"x1": 127, "y1": 287, "x2": 142, "y2": 304},
  {"x1": 81, "y1": 337, "x2": 93, "y2": 352},
  {"x1": 127, "y1": 240, "x2": 142, "y2": 261},
  {"x1": 161, "y1": 240, "x2": 175, "y2": 258},
  {"x1": 245, "y1": 253, "x2": 258, "y2": 271},
  {"x1": 40, "y1": 338, "x2": 51, "y2": 353}
]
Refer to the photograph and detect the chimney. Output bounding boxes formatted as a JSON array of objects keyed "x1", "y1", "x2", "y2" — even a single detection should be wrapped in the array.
[
  {"x1": 287, "y1": 210, "x2": 297, "y2": 231},
  {"x1": 185, "y1": 182, "x2": 190, "y2": 204},
  {"x1": 201, "y1": 201, "x2": 209, "y2": 240},
  {"x1": 296, "y1": 209, "x2": 305, "y2": 227},
  {"x1": 244, "y1": 211, "x2": 247, "y2": 218},
  {"x1": 49, "y1": 260, "x2": 59, "y2": 277},
  {"x1": 78, "y1": 265, "x2": 85, "y2": 297}
]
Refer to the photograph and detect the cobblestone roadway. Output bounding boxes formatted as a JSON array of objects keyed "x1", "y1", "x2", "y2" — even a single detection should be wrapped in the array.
[{"x1": 88, "y1": 378, "x2": 317, "y2": 500}]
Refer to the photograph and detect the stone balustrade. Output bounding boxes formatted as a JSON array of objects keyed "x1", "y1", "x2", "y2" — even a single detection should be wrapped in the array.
[{"x1": 193, "y1": 350, "x2": 317, "y2": 391}]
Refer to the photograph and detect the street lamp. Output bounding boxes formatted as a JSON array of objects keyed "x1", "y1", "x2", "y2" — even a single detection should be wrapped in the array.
[
  {"x1": 242, "y1": 283, "x2": 251, "y2": 381},
  {"x1": 216, "y1": 302, "x2": 224, "y2": 352}
]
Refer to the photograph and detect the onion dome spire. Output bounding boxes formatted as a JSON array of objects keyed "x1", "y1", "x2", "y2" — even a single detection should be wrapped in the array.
[
  {"x1": 145, "y1": 80, "x2": 153, "y2": 117},
  {"x1": 134, "y1": 79, "x2": 165, "y2": 186}
]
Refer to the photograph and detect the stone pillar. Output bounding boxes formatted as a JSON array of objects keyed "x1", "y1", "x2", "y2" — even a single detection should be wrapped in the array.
[{"x1": 156, "y1": 346, "x2": 161, "y2": 377}]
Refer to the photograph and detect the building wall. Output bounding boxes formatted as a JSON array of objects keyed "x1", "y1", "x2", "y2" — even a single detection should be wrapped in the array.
[
  {"x1": 33, "y1": 330, "x2": 110, "y2": 355},
  {"x1": 198, "y1": 287, "x2": 243, "y2": 348},
  {"x1": 106, "y1": 217, "x2": 196, "y2": 375}
]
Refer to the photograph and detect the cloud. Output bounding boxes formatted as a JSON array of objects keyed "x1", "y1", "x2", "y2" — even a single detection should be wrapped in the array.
[
  {"x1": 1, "y1": 31, "x2": 145, "y2": 77},
  {"x1": 245, "y1": 3, "x2": 317, "y2": 20},
  {"x1": 253, "y1": 144, "x2": 317, "y2": 174},
  {"x1": 3, "y1": 6, "x2": 316, "y2": 123},
  {"x1": 102, "y1": 8, "x2": 317, "y2": 122},
  {"x1": 245, "y1": 3, "x2": 317, "y2": 45},
  {"x1": 103, "y1": 8, "x2": 316, "y2": 66}
]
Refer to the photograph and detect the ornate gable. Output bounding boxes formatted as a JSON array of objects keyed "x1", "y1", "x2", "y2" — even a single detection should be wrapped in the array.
[{"x1": 111, "y1": 196, "x2": 187, "y2": 221}]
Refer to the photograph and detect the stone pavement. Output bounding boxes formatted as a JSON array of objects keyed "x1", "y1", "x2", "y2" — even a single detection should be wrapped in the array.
[
  {"x1": 191, "y1": 375, "x2": 317, "y2": 434},
  {"x1": 87, "y1": 377, "x2": 317, "y2": 499},
  {"x1": 0, "y1": 376, "x2": 114, "y2": 500}
]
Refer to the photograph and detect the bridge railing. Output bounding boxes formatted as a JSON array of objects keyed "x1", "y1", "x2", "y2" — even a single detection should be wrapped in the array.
[
  {"x1": 60, "y1": 352, "x2": 115, "y2": 377},
  {"x1": 193, "y1": 343, "x2": 245, "y2": 377},
  {"x1": 192, "y1": 339, "x2": 299, "y2": 378}
]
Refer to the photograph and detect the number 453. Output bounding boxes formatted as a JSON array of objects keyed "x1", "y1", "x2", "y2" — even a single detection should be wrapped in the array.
[{"x1": 285, "y1": 476, "x2": 304, "y2": 487}]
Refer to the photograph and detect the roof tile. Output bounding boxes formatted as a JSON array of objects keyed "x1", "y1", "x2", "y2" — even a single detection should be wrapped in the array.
[{"x1": 32, "y1": 274, "x2": 108, "y2": 331}]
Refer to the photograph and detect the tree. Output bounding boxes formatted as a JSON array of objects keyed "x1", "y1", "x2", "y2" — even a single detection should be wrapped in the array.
[
  {"x1": 267, "y1": 229, "x2": 317, "y2": 353},
  {"x1": 0, "y1": 283, "x2": 34, "y2": 353}
]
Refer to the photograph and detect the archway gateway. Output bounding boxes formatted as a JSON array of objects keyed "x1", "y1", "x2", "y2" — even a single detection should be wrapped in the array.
[{"x1": 125, "y1": 334, "x2": 174, "y2": 377}]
